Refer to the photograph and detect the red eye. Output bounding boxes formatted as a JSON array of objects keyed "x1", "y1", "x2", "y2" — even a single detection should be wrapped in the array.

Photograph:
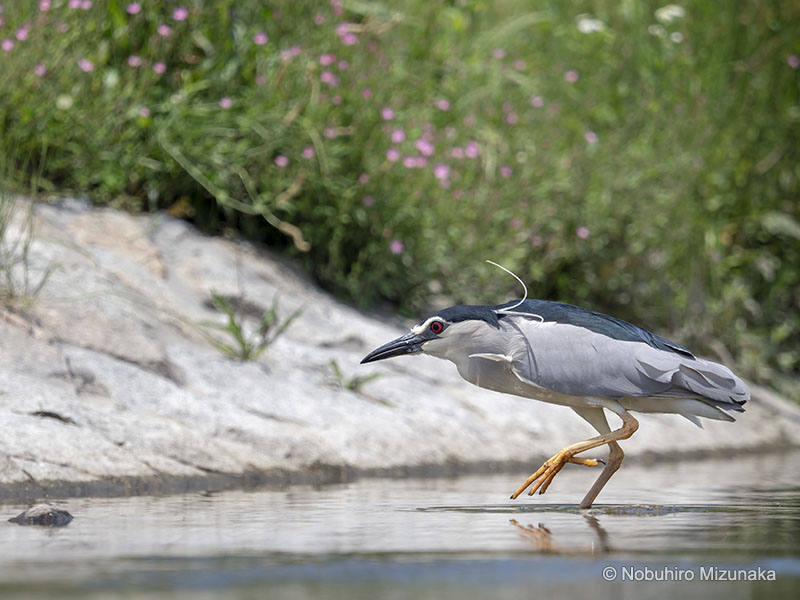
[{"x1": 430, "y1": 321, "x2": 444, "y2": 334}]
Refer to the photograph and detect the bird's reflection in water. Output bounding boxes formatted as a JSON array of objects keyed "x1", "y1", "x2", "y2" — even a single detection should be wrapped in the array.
[
  {"x1": 510, "y1": 514, "x2": 610, "y2": 554},
  {"x1": 509, "y1": 520, "x2": 556, "y2": 552}
]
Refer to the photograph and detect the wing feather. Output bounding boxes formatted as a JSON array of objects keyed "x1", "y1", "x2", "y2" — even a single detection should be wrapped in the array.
[{"x1": 501, "y1": 317, "x2": 749, "y2": 415}]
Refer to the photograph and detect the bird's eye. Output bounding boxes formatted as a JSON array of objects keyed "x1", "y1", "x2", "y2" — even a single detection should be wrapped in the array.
[{"x1": 429, "y1": 321, "x2": 444, "y2": 334}]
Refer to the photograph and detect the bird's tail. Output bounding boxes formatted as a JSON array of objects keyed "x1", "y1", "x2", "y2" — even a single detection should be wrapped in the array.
[
  {"x1": 672, "y1": 357, "x2": 749, "y2": 411},
  {"x1": 632, "y1": 354, "x2": 749, "y2": 427}
]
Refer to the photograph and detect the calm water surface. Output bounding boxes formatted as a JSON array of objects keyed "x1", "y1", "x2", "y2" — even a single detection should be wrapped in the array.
[{"x1": 2, "y1": 452, "x2": 799, "y2": 599}]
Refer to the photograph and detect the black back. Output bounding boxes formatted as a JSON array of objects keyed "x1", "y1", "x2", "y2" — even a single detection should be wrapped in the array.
[{"x1": 493, "y1": 299, "x2": 695, "y2": 358}]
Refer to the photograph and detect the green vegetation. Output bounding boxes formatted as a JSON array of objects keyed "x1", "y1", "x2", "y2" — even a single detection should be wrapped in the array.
[
  {"x1": 201, "y1": 292, "x2": 302, "y2": 361},
  {"x1": 0, "y1": 1, "x2": 797, "y2": 395},
  {"x1": 329, "y1": 359, "x2": 382, "y2": 394},
  {"x1": 0, "y1": 193, "x2": 55, "y2": 309}
]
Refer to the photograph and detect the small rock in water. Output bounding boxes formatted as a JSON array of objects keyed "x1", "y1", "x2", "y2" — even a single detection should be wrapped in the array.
[{"x1": 8, "y1": 504, "x2": 73, "y2": 527}]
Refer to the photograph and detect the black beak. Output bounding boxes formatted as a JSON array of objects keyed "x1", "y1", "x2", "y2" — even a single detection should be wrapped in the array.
[{"x1": 360, "y1": 332, "x2": 427, "y2": 364}]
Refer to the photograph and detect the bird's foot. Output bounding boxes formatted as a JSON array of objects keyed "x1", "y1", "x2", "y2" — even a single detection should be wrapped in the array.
[
  {"x1": 568, "y1": 456, "x2": 605, "y2": 467},
  {"x1": 510, "y1": 451, "x2": 602, "y2": 499}
]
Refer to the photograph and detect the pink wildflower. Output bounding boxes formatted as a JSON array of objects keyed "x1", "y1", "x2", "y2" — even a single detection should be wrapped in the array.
[
  {"x1": 274, "y1": 155, "x2": 289, "y2": 167},
  {"x1": 253, "y1": 31, "x2": 268, "y2": 45},
  {"x1": 576, "y1": 226, "x2": 590, "y2": 239},
  {"x1": 157, "y1": 24, "x2": 172, "y2": 37},
  {"x1": 320, "y1": 70, "x2": 339, "y2": 87},
  {"x1": 126, "y1": 2, "x2": 141, "y2": 14},
  {"x1": 465, "y1": 141, "x2": 479, "y2": 158},
  {"x1": 127, "y1": 55, "x2": 142, "y2": 67},
  {"x1": 436, "y1": 99, "x2": 451, "y2": 111},
  {"x1": 302, "y1": 146, "x2": 315, "y2": 159},
  {"x1": 153, "y1": 62, "x2": 166, "y2": 74},
  {"x1": 381, "y1": 107, "x2": 395, "y2": 120},
  {"x1": 788, "y1": 55, "x2": 800, "y2": 69},
  {"x1": 34, "y1": 63, "x2": 46, "y2": 76},
  {"x1": 39, "y1": 0, "x2": 51, "y2": 11},
  {"x1": 415, "y1": 139, "x2": 434, "y2": 156},
  {"x1": 492, "y1": 48, "x2": 506, "y2": 59},
  {"x1": 565, "y1": 70, "x2": 579, "y2": 82},
  {"x1": 500, "y1": 165, "x2": 512, "y2": 178},
  {"x1": 173, "y1": 7, "x2": 188, "y2": 21},
  {"x1": 386, "y1": 149, "x2": 400, "y2": 162},
  {"x1": 389, "y1": 239, "x2": 404, "y2": 255},
  {"x1": 584, "y1": 131, "x2": 598, "y2": 144},
  {"x1": 319, "y1": 53, "x2": 336, "y2": 66},
  {"x1": 139, "y1": 106, "x2": 151, "y2": 118},
  {"x1": 78, "y1": 58, "x2": 94, "y2": 72},
  {"x1": 280, "y1": 45, "x2": 301, "y2": 61},
  {"x1": 391, "y1": 129, "x2": 405, "y2": 144},
  {"x1": 433, "y1": 164, "x2": 450, "y2": 180}
]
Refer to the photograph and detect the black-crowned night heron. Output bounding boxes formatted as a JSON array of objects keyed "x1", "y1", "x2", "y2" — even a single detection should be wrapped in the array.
[{"x1": 361, "y1": 265, "x2": 749, "y2": 508}]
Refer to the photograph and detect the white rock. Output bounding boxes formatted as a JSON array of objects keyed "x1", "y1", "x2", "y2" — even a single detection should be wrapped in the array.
[{"x1": 0, "y1": 198, "x2": 797, "y2": 499}]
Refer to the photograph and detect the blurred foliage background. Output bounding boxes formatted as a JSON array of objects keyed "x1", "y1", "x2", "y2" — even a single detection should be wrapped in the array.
[{"x1": 0, "y1": 0, "x2": 798, "y2": 398}]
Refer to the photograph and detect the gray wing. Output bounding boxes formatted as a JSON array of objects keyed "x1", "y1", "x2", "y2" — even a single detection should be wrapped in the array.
[{"x1": 499, "y1": 316, "x2": 749, "y2": 410}]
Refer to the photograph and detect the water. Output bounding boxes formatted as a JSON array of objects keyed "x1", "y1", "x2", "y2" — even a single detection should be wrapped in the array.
[{"x1": 2, "y1": 452, "x2": 799, "y2": 599}]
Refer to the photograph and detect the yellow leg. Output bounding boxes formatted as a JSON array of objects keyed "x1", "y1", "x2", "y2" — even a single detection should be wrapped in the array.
[
  {"x1": 510, "y1": 410, "x2": 639, "y2": 501},
  {"x1": 568, "y1": 456, "x2": 604, "y2": 467},
  {"x1": 579, "y1": 441, "x2": 624, "y2": 509}
]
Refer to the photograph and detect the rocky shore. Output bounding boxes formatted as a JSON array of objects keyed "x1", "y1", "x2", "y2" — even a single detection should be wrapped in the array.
[{"x1": 1, "y1": 198, "x2": 798, "y2": 501}]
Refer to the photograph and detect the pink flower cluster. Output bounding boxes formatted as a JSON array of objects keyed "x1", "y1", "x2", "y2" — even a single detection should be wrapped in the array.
[
  {"x1": 335, "y1": 22, "x2": 357, "y2": 46},
  {"x1": 320, "y1": 70, "x2": 339, "y2": 87},
  {"x1": 280, "y1": 45, "x2": 301, "y2": 61}
]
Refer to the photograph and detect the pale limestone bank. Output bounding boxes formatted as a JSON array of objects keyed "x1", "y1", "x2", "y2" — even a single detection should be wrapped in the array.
[{"x1": 1, "y1": 199, "x2": 798, "y2": 500}]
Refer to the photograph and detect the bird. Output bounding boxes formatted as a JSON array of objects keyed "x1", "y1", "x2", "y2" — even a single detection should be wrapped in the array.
[{"x1": 360, "y1": 263, "x2": 749, "y2": 508}]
